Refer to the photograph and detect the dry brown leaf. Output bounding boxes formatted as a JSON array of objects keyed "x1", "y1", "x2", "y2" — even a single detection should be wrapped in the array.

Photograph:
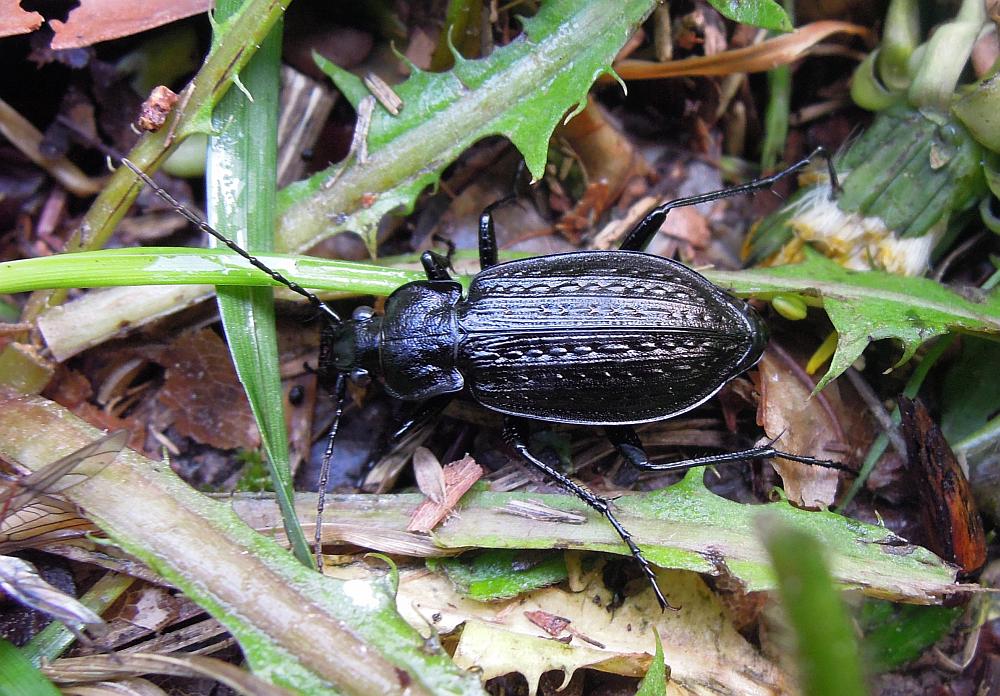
[
  {"x1": 50, "y1": 0, "x2": 211, "y2": 50},
  {"x1": 390, "y1": 567, "x2": 788, "y2": 696},
  {"x1": 156, "y1": 329, "x2": 259, "y2": 451},
  {"x1": 0, "y1": 2, "x2": 43, "y2": 39},
  {"x1": 412, "y1": 446, "x2": 446, "y2": 504},
  {"x1": 614, "y1": 21, "x2": 870, "y2": 80},
  {"x1": 756, "y1": 351, "x2": 846, "y2": 507},
  {"x1": 45, "y1": 653, "x2": 294, "y2": 696},
  {"x1": 119, "y1": 585, "x2": 180, "y2": 633},
  {"x1": 524, "y1": 609, "x2": 571, "y2": 637},
  {"x1": 406, "y1": 455, "x2": 484, "y2": 533}
]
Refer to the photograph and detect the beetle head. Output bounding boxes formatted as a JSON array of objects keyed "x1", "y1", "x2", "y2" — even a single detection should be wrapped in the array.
[{"x1": 331, "y1": 305, "x2": 382, "y2": 385}]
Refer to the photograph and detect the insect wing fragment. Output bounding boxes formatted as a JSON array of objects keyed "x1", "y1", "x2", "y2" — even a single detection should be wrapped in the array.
[{"x1": 0, "y1": 430, "x2": 128, "y2": 518}]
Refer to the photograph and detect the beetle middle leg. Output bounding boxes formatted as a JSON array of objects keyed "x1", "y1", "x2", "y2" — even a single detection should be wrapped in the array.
[
  {"x1": 619, "y1": 146, "x2": 839, "y2": 252},
  {"x1": 503, "y1": 416, "x2": 673, "y2": 611},
  {"x1": 605, "y1": 424, "x2": 853, "y2": 474}
]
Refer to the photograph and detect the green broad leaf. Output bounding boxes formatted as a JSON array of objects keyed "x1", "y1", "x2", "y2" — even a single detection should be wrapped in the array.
[
  {"x1": 635, "y1": 630, "x2": 668, "y2": 696},
  {"x1": 940, "y1": 336, "x2": 1000, "y2": 444},
  {"x1": 0, "y1": 638, "x2": 60, "y2": 696},
  {"x1": 233, "y1": 469, "x2": 962, "y2": 604},
  {"x1": 706, "y1": 0, "x2": 792, "y2": 32},
  {"x1": 428, "y1": 549, "x2": 568, "y2": 601},
  {"x1": 0, "y1": 394, "x2": 487, "y2": 696},
  {"x1": 276, "y1": 0, "x2": 658, "y2": 255},
  {"x1": 707, "y1": 249, "x2": 1000, "y2": 391},
  {"x1": 859, "y1": 600, "x2": 963, "y2": 672},
  {"x1": 758, "y1": 518, "x2": 867, "y2": 696}
]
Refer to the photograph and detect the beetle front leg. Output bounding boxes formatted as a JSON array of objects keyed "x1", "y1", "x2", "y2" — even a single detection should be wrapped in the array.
[
  {"x1": 619, "y1": 147, "x2": 839, "y2": 252},
  {"x1": 503, "y1": 417, "x2": 673, "y2": 611},
  {"x1": 421, "y1": 250, "x2": 453, "y2": 281}
]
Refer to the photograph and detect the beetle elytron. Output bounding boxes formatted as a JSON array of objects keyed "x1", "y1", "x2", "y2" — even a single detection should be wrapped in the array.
[{"x1": 125, "y1": 150, "x2": 844, "y2": 610}]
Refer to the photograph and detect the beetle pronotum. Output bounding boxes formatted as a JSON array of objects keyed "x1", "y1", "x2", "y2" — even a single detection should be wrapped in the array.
[{"x1": 123, "y1": 150, "x2": 848, "y2": 610}]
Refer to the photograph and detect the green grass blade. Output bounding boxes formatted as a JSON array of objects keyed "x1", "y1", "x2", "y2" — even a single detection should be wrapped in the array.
[
  {"x1": 0, "y1": 638, "x2": 60, "y2": 696},
  {"x1": 758, "y1": 516, "x2": 868, "y2": 696},
  {"x1": 207, "y1": 2, "x2": 311, "y2": 567}
]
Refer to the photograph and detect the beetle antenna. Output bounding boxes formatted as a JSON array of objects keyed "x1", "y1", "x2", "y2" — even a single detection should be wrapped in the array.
[
  {"x1": 120, "y1": 159, "x2": 341, "y2": 324},
  {"x1": 314, "y1": 372, "x2": 347, "y2": 569}
]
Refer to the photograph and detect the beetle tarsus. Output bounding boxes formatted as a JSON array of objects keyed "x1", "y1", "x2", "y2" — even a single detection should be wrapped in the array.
[{"x1": 503, "y1": 417, "x2": 673, "y2": 611}]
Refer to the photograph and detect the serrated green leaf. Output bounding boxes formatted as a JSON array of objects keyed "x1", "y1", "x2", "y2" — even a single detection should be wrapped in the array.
[
  {"x1": 235, "y1": 468, "x2": 961, "y2": 603},
  {"x1": 707, "y1": 249, "x2": 1000, "y2": 391},
  {"x1": 706, "y1": 0, "x2": 792, "y2": 32},
  {"x1": 276, "y1": 0, "x2": 658, "y2": 255}
]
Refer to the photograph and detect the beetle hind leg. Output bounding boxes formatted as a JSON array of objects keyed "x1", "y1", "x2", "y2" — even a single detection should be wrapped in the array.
[
  {"x1": 503, "y1": 417, "x2": 673, "y2": 611},
  {"x1": 619, "y1": 146, "x2": 839, "y2": 252},
  {"x1": 607, "y1": 427, "x2": 854, "y2": 475}
]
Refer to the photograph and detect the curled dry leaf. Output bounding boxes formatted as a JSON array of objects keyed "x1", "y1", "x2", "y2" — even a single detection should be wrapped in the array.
[
  {"x1": 0, "y1": 555, "x2": 105, "y2": 638},
  {"x1": 156, "y1": 329, "x2": 259, "y2": 451},
  {"x1": 614, "y1": 21, "x2": 870, "y2": 80},
  {"x1": 406, "y1": 455, "x2": 484, "y2": 533},
  {"x1": 899, "y1": 397, "x2": 986, "y2": 575},
  {"x1": 756, "y1": 351, "x2": 848, "y2": 507},
  {"x1": 524, "y1": 609, "x2": 571, "y2": 637},
  {"x1": 137, "y1": 85, "x2": 179, "y2": 132}
]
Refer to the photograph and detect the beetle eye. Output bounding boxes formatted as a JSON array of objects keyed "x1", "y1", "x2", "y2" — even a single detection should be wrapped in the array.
[
  {"x1": 352, "y1": 306, "x2": 374, "y2": 322},
  {"x1": 349, "y1": 367, "x2": 371, "y2": 386}
]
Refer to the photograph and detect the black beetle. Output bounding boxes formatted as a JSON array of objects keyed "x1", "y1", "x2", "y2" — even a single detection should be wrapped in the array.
[{"x1": 124, "y1": 150, "x2": 845, "y2": 610}]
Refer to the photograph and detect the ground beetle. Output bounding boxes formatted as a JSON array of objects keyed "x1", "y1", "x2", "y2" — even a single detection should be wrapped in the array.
[{"x1": 124, "y1": 149, "x2": 845, "y2": 610}]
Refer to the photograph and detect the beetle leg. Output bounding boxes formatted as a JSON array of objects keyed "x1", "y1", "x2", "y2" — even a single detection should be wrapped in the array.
[
  {"x1": 604, "y1": 425, "x2": 653, "y2": 469},
  {"x1": 619, "y1": 146, "x2": 838, "y2": 252},
  {"x1": 503, "y1": 417, "x2": 673, "y2": 611},
  {"x1": 356, "y1": 396, "x2": 453, "y2": 487},
  {"x1": 421, "y1": 250, "x2": 453, "y2": 281},
  {"x1": 478, "y1": 196, "x2": 517, "y2": 270},
  {"x1": 315, "y1": 372, "x2": 348, "y2": 569},
  {"x1": 626, "y1": 444, "x2": 854, "y2": 474}
]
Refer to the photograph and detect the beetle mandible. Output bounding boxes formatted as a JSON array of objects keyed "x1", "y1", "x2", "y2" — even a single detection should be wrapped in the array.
[{"x1": 124, "y1": 150, "x2": 845, "y2": 610}]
